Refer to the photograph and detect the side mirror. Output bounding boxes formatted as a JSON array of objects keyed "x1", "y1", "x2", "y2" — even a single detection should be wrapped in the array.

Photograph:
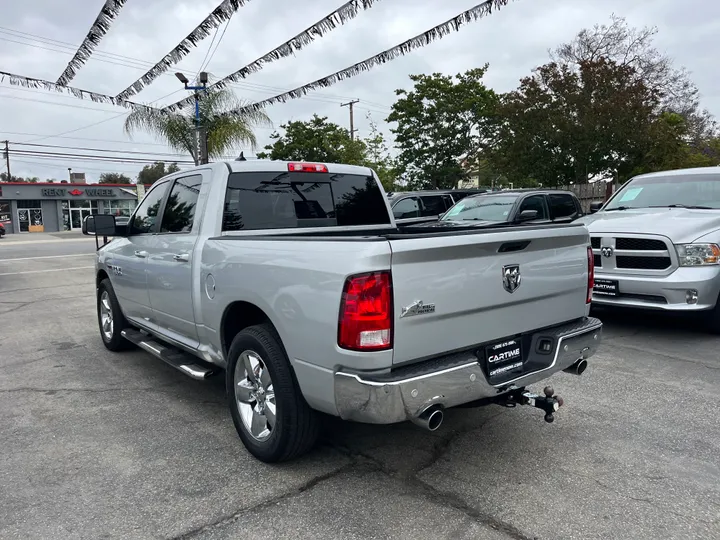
[
  {"x1": 589, "y1": 201, "x2": 603, "y2": 214},
  {"x1": 83, "y1": 214, "x2": 118, "y2": 236},
  {"x1": 438, "y1": 212, "x2": 446, "y2": 219},
  {"x1": 516, "y1": 209, "x2": 538, "y2": 222}
]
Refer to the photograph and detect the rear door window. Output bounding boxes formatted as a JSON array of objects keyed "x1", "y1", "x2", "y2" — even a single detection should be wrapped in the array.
[
  {"x1": 548, "y1": 193, "x2": 579, "y2": 221},
  {"x1": 222, "y1": 171, "x2": 390, "y2": 231},
  {"x1": 517, "y1": 195, "x2": 550, "y2": 220},
  {"x1": 419, "y1": 195, "x2": 447, "y2": 217}
]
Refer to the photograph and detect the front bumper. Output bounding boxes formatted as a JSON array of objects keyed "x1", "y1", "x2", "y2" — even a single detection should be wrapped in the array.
[
  {"x1": 334, "y1": 317, "x2": 603, "y2": 424},
  {"x1": 592, "y1": 266, "x2": 720, "y2": 311}
]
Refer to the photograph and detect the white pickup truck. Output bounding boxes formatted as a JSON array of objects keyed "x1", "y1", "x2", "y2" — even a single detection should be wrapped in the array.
[{"x1": 84, "y1": 159, "x2": 602, "y2": 462}]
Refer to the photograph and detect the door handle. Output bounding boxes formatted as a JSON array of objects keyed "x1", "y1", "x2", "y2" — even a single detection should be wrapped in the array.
[
  {"x1": 134, "y1": 250, "x2": 148, "y2": 258},
  {"x1": 173, "y1": 253, "x2": 189, "y2": 262}
]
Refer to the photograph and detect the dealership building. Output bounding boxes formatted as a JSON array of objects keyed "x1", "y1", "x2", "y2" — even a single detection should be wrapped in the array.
[{"x1": 0, "y1": 182, "x2": 147, "y2": 234}]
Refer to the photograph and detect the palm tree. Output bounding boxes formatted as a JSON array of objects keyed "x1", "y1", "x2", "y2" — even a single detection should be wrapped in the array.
[{"x1": 124, "y1": 87, "x2": 271, "y2": 161}]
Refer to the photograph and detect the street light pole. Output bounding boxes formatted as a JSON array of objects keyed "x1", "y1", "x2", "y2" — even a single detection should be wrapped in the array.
[{"x1": 175, "y1": 72, "x2": 209, "y2": 165}]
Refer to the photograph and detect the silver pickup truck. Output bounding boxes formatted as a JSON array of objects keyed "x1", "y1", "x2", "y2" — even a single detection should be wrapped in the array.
[
  {"x1": 583, "y1": 167, "x2": 720, "y2": 332},
  {"x1": 83, "y1": 160, "x2": 602, "y2": 462}
]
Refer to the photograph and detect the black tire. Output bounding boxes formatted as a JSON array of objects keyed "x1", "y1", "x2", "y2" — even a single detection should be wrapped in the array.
[
  {"x1": 226, "y1": 324, "x2": 320, "y2": 463},
  {"x1": 97, "y1": 278, "x2": 133, "y2": 351},
  {"x1": 705, "y1": 299, "x2": 720, "y2": 334}
]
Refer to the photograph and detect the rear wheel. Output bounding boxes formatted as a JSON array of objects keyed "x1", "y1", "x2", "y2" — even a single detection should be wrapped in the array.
[
  {"x1": 226, "y1": 324, "x2": 320, "y2": 462},
  {"x1": 97, "y1": 279, "x2": 133, "y2": 351}
]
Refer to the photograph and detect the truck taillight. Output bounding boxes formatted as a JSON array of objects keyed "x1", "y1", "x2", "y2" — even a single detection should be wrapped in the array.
[
  {"x1": 587, "y1": 246, "x2": 594, "y2": 304},
  {"x1": 288, "y1": 162, "x2": 328, "y2": 173},
  {"x1": 338, "y1": 271, "x2": 393, "y2": 351}
]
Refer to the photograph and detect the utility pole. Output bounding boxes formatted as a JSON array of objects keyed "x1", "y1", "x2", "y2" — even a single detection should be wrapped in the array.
[
  {"x1": 175, "y1": 72, "x2": 209, "y2": 165},
  {"x1": 3, "y1": 140, "x2": 10, "y2": 180},
  {"x1": 341, "y1": 99, "x2": 359, "y2": 140}
]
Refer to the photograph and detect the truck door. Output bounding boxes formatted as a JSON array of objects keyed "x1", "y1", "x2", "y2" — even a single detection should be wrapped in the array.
[
  {"x1": 145, "y1": 174, "x2": 203, "y2": 346},
  {"x1": 106, "y1": 179, "x2": 171, "y2": 324}
]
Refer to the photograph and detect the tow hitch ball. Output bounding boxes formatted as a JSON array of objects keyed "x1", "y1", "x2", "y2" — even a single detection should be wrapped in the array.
[{"x1": 505, "y1": 386, "x2": 564, "y2": 423}]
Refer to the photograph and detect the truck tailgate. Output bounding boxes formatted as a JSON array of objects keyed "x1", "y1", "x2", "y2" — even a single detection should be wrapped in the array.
[{"x1": 388, "y1": 225, "x2": 590, "y2": 365}]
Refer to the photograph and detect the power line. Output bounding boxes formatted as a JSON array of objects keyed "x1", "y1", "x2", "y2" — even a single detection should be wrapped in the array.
[
  {"x1": 9, "y1": 157, "x2": 184, "y2": 175},
  {"x1": 0, "y1": 92, "x2": 126, "y2": 114},
  {"x1": 201, "y1": 18, "x2": 232, "y2": 74},
  {"x1": 9, "y1": 141, "x2": 196, "y2": 158},
  {"x1": 8, "y1": 149, "x2": 194, "y2": 165},
  {"x1": 163, "y1": 0, "x2": 381, "y2": 112},
  {"x1": 115, "y1": 0, "x2": 249, "y2": 100},
  {"x1": 0, "y1": 31, "x2": 394, "y2": 110}
]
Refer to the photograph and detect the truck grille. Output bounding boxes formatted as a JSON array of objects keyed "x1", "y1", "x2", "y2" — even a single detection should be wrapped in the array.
[
  {"x1": 591, "y1": 235, "x2": 673, "y2": 272},
  {"x1": 615, "y1": 238, "x2": 666, "y2": 250},
  {"x1": 616, "y1": 256, "x2": 671, "y2": 270}
]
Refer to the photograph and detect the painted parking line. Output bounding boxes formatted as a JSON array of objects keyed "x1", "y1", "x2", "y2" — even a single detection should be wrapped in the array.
[
  {"x1": 0, "y1": 253, "x2": 95, "y2": 263},
  {"x1": 0, "y1": 238, "x2": 96, "y2": 247},
  {"x1": 0, "y1": 266, "x2": 94, "y2": 277}
]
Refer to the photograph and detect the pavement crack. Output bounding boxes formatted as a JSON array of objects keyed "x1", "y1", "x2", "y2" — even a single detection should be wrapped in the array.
[{"x1": 168, "y1": 461, "x2": 364, "y2": 540}]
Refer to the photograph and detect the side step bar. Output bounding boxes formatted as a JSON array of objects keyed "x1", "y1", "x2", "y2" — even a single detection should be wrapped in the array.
[{"x1": 121, "y1": 329, "x2": 219, "y2": 380}]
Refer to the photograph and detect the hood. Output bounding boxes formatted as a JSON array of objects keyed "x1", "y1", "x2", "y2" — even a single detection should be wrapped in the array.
[{"x1": 579, "y1": 208, "x2": 720, "y2": 243}]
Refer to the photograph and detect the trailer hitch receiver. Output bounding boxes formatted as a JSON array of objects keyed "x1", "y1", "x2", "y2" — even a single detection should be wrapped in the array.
[{"x1": 503, "y1": 386, "x2": 564, "y2": 423}]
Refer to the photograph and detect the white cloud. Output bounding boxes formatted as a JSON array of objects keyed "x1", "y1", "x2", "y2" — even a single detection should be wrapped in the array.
[{"x1": 1, "y1": 0, "x2": 719, "y2": 182}]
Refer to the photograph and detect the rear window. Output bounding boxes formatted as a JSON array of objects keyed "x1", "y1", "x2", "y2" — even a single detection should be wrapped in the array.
[{"x1": 222, "y1": 171, "x2": 391, "y2": 231}]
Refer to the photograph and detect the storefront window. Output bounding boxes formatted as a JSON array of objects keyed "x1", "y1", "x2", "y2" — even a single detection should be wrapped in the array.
[{"x1": 103, "y1": 199, "x2": 137, "y2": 216}]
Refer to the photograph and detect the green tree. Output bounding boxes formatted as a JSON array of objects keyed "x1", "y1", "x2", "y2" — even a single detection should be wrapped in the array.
[
  {"x1": 552, "y1": 15, "x2": 717, "y2": 149},
  {"x1": 257, "y1": 114, "x2": 366, "y2": 164},
  {"x1": 124, "y1": 87, "x2": 271, "y2": 161},
  {"x1": 362, "y1": 114, "x2": 397, "y2": 191},
  {"x1": 137, "y1": 162, "x2": 181, "y2": 185},
  {"x1": 490, "y1": 59, "x2": 659, "y2": 186},
  {"x1": 99, "y1": 172, "x2": 132, "y2": 184},
  {"x1": 0, "y1": 173, "x2": 26, "y2": 182},
  {"x1": 387, "y1": 67, "x2": 499, "y2": 190}
]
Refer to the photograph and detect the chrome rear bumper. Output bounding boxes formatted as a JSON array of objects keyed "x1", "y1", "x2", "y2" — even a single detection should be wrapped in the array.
[{"x1": 334, "y1": 317, "x2": 603, "y2": 424}]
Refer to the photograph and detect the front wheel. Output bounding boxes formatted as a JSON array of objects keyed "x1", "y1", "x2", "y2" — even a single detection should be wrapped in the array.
[
  {"x1": 226, "y1": 324, "x2": 320, "y2": 463},
  {"x1": 97, "y1": 279, "x2": 133, "y2": 351}
]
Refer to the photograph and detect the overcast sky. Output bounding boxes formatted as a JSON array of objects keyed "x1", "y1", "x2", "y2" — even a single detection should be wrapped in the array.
[{"x1": 1, "y1": 0, "x2": 719, "y2": 183}]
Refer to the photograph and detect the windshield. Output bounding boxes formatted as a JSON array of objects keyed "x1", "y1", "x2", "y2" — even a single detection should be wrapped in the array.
[
  {"x1": 441, "y1": 195, "x2": 518, "y2": 221},
  {"x1": 605, "y1": 173, "x2": 720, "y2": 210}
]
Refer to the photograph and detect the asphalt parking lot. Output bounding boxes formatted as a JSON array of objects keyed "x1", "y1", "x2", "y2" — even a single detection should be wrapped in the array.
[{"x1": 1, "y1": 236, "x2": 719, "y2": 540}]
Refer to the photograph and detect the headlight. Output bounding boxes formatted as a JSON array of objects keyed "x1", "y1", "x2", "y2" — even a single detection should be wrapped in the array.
[{"x1": 675, "y1": 243, "x2": 720, "y2": 266}]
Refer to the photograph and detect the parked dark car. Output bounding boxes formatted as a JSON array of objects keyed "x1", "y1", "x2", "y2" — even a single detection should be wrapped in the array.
[
  {"x1": 387, "y1": 189, "x2": 489, "y2": 225},
  {"x1": 409, "y1": 189, "x2": 584, "y2": 228}
]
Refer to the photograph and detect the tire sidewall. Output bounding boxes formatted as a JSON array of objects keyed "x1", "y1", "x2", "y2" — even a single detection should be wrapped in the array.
[
  {"x1": 226, "y1": 328, "x2": 292, "y2": 461},
  {"x1": 97, "y1": 279, "x2": 128, "y2": 350}
]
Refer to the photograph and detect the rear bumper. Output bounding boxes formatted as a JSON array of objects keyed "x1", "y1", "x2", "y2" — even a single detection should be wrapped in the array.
[
  {"x1": 592, "y1": 267, "x2": 720, "y2": 311},
  {"x1": 333, "y1": 317, "x2": 603, "y2": 424}
]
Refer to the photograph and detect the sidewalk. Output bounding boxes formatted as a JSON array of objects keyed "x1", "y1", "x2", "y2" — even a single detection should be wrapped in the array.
[{"x1": 0, "y1": 231, "x2": 95, "y2": 246}]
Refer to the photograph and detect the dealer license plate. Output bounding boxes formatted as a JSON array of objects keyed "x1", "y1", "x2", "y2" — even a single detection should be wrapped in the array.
[
  {"x1": 593, "y1": 278, "x2": 619, "y2": 297},
  {"x1": 485, "y1": 339, "x2": 523, "y2": 380}
]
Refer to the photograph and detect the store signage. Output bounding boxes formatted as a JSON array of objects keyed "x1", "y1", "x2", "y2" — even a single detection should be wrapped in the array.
[
  {"x1": 85, "y1": 188, "x2": 116, "y2": 197},
  {"x1": 40, "y1": 187, "x2": 117, "y2": 197}
]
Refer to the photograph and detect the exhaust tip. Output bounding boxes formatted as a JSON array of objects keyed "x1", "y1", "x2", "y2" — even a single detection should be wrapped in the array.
[
  {"x1": 575, "y1": 359, "x2": 588, "y2": 375},
  {"x1": 564, "y1": 358, "x2": 588, "y2": 376},
  {"x1": 427, "y1": 409, "x2": 444, "y2": 431}
]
